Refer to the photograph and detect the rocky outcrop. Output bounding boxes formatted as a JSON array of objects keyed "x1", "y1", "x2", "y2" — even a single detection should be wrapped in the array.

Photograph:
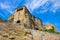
[
  {"x1": 24, "y1": 29, "x2": 60, "y2": 40},
  {"x1": 0, "y1": 22, "x2": 60, "y2": 40},
  {"x1": 0, "y1": 27, "x2": 60, "y2": 40}
]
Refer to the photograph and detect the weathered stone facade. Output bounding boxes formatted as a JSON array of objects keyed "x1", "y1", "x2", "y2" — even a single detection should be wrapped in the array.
[
  {"x1": 34, "y1": 18, "x2": 43, "y2": 30},
  {"x1": 8, "y1": 6, "x2": 43, "y2": 30}
]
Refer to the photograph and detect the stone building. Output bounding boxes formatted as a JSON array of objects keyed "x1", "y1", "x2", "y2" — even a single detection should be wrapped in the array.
[
  {"x1": 8, "y1": 6, "x2": 43, "y2": 30},
  {"x1": 44, "y1": 24, "x2": 55, "y2": 30}
]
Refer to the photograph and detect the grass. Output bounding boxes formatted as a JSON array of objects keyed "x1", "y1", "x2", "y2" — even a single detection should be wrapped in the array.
[{"x1": 42, "y1": 29, "x2": 60, "y2": 34}]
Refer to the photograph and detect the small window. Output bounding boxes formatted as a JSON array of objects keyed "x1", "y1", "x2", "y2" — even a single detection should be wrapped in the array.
[
  {"x1": 17, "y1": 8, "x2": 23, "y2": 11},
  {"x1": 35, "y1": 28, "x2": 39, "y2": 30},
  {"x1": 16, "y1": 20, "x2": 20, "y2": 23}
]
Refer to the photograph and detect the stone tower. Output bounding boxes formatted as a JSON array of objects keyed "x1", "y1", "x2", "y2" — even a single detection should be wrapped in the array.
[{"x1": 8, "y1": 6, "x2": 43, "y2": 30}]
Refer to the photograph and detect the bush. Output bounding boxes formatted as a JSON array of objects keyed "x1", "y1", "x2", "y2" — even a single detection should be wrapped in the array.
[{"x1": 42, "y1": 29, "x2": 60, "y2": 34}]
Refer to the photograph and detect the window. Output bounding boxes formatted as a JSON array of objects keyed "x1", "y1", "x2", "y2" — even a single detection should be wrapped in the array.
[
  {"x1": 16, "y1": 20, "x2": 20, "y2": 23},
  {"x1": 17, "y1": 8, "x2": 23, "y2": 11},
  {"x1": 35, "y1": 28, "x2": 39, "y2": 30}
]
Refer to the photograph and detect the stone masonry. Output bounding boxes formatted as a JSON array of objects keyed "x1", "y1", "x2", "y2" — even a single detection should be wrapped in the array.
[
  {"x1": 8, "y1": 6, "x2": 43, "y2": 30},
  {"x1": 24, "y1": 29, "x2": 60, "y2": 40},
  {"x1": 0, "y1": 23, "x2": 60, "y2": 40}
]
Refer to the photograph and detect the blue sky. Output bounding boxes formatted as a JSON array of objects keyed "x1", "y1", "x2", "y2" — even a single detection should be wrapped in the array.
[{"x1": 0, "y1": 0, "x2": 60, "y2": 31}]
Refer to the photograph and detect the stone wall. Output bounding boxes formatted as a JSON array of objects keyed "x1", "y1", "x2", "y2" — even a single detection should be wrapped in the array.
[
  {"x1": 8, "y1": 6, "x2": 43, "y2": 30},
  {"x1": 24, "y1": 29, "x2": 60, "y2": 40},
  {"x1": 0, "y1": 23, "x2": 60, "y2": 40},
  {"x1": 34, "y1": 18, "x2": 43, "y2": 30}
]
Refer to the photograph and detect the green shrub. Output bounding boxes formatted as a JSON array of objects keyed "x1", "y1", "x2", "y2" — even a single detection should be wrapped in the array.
[{"x1": 42, "y1": 29, "x2": 60, "y2": 34}]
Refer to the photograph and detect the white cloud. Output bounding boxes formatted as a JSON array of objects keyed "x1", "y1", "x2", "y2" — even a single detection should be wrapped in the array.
[
  {"x1": 0, "y1": 3, "x2": 13, "y2": 14},
  {"x1": 25, "y1": 0, "x2": 48, "y2": 12},
  {"x1": 43, "y1": 21, "x2": 52, "y2": 25},
  {"x1": 50, "y1": 0, "x2": 60, "y2": 13},
  {"x1": 37, "y1": 9, "x2": 48, "y2": 14},
  {"x1": 7, "y1": 10, "x2": 13, "y2": 14},
  {"x1": 0, "y1": 0, "x2": 21, "y2": 14},
  {"x1": 25, "y1": 0, "x2": 60, "y2": 13},
  {"x1": 0, "y1": 3, "x2": 11, "y2": 9}
]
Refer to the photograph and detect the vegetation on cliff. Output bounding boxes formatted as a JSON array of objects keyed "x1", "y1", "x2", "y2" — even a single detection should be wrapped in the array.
[{"x1": 42, "y1": 26, "x2": 60, "y2": 34}]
